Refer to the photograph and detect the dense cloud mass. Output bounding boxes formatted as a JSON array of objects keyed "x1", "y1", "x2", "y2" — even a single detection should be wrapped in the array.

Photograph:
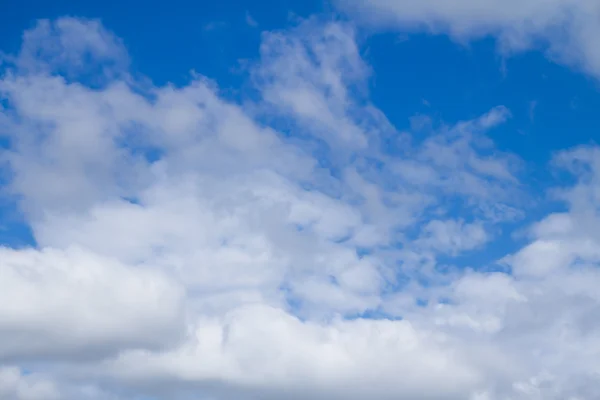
[{"x1": 1, "y1": 12, "x2": 600, "y2": 400}]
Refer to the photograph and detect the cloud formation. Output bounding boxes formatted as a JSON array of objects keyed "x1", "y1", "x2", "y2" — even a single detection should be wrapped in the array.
[
  {"x1": 337, "y1": 0, "x2": 600, "y2": 78},
  {"x1": 0, "y1": 16, "x2": 600, "y2": 400}
]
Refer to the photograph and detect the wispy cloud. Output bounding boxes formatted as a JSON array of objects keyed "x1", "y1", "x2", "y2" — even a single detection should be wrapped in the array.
[
  {"x1": 246, "y1": 11, "x2": 259, "y2": 28},
  {"x1": 337, "y1": 0, "x2": 600, "y2": 79}
]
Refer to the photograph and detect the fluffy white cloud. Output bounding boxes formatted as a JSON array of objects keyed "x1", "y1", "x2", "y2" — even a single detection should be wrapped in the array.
[
  {"x1": 99, "y1": 304, "x2": 483, "y2": 400},
  {"x1": 336, "y1": 0, "x2": 600, "y2": 78},
  {"x1": 0, "y1": 15, "x2": 599, "y2": 400},
  {"x1": 0, "y1": 246, "x2": 184, "y2": 361}
]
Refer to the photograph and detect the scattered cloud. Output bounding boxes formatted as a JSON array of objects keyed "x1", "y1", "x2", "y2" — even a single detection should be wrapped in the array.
[{"x1": 0, "y1": 15, "x2": 599, "y2": 400}]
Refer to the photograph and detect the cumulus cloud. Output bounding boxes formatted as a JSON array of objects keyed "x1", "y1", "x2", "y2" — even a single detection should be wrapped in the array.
[
  {"x1": 0, "y1": 15, "x2": 599, "y2": 400},
  {"x1": 336, "y1": 0, "x2": 600, "y2": 78},
  {"x1": 0, "y1": 246, "x2": 184, "y2": 362}
]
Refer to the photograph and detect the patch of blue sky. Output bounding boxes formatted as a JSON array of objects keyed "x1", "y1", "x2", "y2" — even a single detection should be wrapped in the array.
[{"x1": 0, "y1": 207, "x2": 36, "y2": 248}]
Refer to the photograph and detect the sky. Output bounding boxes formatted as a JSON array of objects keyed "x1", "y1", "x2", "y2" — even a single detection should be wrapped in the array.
[{"x1": 2, "y1": 0, "x2": 600, "y2": 399}]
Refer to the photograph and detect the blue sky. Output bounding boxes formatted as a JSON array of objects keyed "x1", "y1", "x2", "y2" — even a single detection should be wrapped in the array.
[
  {"x1": 4, "y1": 0, "x2": 600, "y2": 161},
  {"x1": 3, "y1": 0, "x2": 600, "y2": 221},
  {"x1": 0, "y1": 0, "x2": 596, "y2": 266},
  {"x1": 4, "y1": 0, "x2": 599, "y2": 157},
  {"x1": 2, "y1": 1, "x2": 600, "y2": 399}
]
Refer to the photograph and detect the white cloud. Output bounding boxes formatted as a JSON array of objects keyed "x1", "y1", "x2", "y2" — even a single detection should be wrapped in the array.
[
  {"x1": 99, "y1": 304, "x2": 483, "y2": 400},
  {"x1": 417, "y1": 219, "x2": 488, "y2": 255},
  {"x1": 9, "y1": 18, "x2": 128, "y2": 80},
  {"x1": 0, "y1": 14, "x2": 599, "y2": 400},
  {"x1": 0, "y1": 368, "x2": 59, "y2": 400},
  {"x1": 254, "y1": 19, "x2": 371, "y2": 149},
  {"x1": 0, "y1": 246, "x2": 184, "y2": 361},
  {"x1": 336, "y1": 0, "x2": 600, "y2": 78}
]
